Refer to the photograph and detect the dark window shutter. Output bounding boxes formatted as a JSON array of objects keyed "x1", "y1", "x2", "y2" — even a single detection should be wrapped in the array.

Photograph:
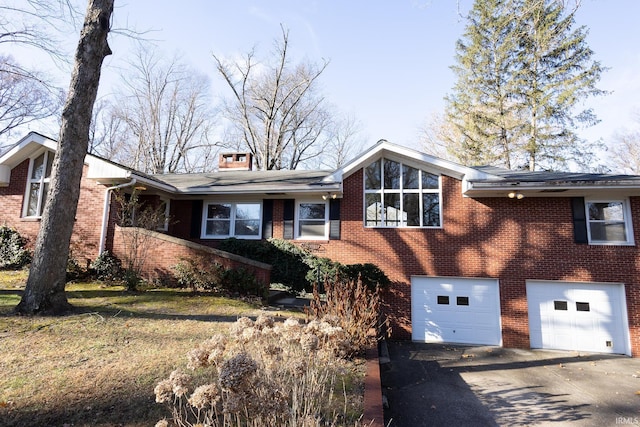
[
  {"x1": 190, "y1": 200, "x2": 203, "y2": 238},
  {"x1": 262, "y1": 199, "x2": 273, "y2": 239},
  {"x1": 571, "y1": 197, "x2": 588, "y2": 244},
  {"x1": 283, "y1": 199, "x2": 294, "y2": 240},
  {"x1": 329, "y1": 199, "x2": 341, "y2": 240}
]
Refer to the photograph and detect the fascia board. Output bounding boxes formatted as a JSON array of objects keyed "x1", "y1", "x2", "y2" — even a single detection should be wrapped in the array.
[
  {"x1": 330, "y1": 140, "x2": 495, "y2": 183},
  {"x1": 0, "y1": 132, "x2": 57, "y2": 167}
]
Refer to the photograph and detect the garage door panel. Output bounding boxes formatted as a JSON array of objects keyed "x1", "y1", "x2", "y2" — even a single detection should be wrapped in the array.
[
  {"x1": 412, "y1": 277, "x2": 502, "y2": 346},
  {"x1": 527, "y1": 281, "x2": 629, "y2": 355}
]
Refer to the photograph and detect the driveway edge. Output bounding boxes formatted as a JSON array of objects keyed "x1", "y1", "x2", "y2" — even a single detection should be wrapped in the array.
[{"x1": 363, "y1": 344, "x2": 385, "y2": 427}]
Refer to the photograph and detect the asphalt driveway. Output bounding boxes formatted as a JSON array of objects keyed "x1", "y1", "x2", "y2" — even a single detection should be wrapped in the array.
[{"x1": 381, "y1": 341, "x2": 640, "y2": 426}]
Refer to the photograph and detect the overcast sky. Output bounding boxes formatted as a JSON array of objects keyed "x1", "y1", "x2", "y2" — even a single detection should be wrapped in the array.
[{"x1": 10, "y1": 0, "x2": 640, "y2": 153}]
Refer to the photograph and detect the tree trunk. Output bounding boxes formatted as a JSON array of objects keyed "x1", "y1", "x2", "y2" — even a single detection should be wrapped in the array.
[{"x1": 16, "y1": 0, "x2": 114, "y2": 315}]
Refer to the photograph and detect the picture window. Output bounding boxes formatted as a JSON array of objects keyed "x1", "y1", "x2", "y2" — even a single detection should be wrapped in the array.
[{"x1": 364, "y1": 158, "x2": 441, "y2": 228}]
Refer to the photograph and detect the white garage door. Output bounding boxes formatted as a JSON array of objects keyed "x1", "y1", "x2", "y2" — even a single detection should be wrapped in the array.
[
  {"x1": 527, "y1": 281, "x2": 630, "y2": 355},
  {"x1": 411, "y1": 276, "x2": 502, "y2": 346}
]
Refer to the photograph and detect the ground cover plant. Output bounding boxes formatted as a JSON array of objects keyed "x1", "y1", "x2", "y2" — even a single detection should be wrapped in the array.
[{"x1": 0, "y1": 275, "x2": 317, "y2": 427}]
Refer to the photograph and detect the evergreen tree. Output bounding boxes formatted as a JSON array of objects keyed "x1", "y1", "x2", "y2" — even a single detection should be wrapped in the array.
[
  {"x1": 445, "y1": 0, "x2": 521, "y2": 168},
  {"x1": 515, "y1": 0, "x2": 605, "y2": 171},
  {"x1": 444, "y1": 0, "x2": 605, "y2": 171}
]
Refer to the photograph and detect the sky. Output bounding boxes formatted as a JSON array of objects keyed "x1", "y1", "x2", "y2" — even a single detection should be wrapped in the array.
[{"x1": 8, "y1": 0, "x2": 640, "y2": 156}]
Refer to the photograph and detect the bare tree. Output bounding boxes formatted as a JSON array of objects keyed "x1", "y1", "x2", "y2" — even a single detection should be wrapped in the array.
[
  {"x1": 0, "y1": 55, "x2": 63, "y2": 143},
  {"x1": 214, "y1": 26, "x2": 331, "y2": 170},
  {"x1": 104, "y1": 45, "x2": 217, "y2": 174},
  {"x1": 0, "y1": 1, "x2": 77, "y2": 148},
  {"x1": 318, "y1": 113, "x2": 366, "y2": 169},
  {"x1": 16, "y1": 0, "x2": 114, "y2": 315},
  {"x1": 608, "y1": 112, "x2": 640, "y2": 174}
]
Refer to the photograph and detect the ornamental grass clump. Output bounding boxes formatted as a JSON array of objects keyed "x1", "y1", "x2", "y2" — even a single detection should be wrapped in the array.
[{"x1": 155, "y1": 315, "x2": 365, "y2": 427}]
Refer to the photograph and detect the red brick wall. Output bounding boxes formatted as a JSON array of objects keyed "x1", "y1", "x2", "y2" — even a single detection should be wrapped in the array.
[
  {"x1": 317, "y1": 170, "x2": 640, "y2": 356},
  {"x1": 110, "y1": 225, "x2": 271, "y2": 286},
  {"x1": 0, "y1": 159, "x2": 107, "y2": 266}
]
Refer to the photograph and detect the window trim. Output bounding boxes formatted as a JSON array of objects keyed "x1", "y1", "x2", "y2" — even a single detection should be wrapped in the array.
[
  {"x1": 201, "y1": 201, "x2": 262, "y2": 240},
  {"x1": 22, "y1": 149, "x2": 54, "y2": 218},
  {"x1": 363, "y1": 157, "x2": 442, "y2": 229},
  {"x1": 295, "y1": 199, "x2": 329, "y2": 240},
  {"x1": 585, "y1": 198, "x2": 634, "y2": 245}
]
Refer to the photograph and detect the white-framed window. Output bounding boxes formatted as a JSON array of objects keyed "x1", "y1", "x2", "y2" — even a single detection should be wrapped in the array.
[
  {"x1": 23, "y1": 150, "x2": 54, "y2": 218},
  {"x1": 585, "y1": 199, "x2": 634, "y2": 245},
  {"x1": 296, "y1": 200, "x2": 329, "y2": 240},
  {"x1": 364, "y1": 158, "x2": 441, "y2": 228},
  {"x1": 202, "y1": 202, "x2": 262, "y2": 239}
]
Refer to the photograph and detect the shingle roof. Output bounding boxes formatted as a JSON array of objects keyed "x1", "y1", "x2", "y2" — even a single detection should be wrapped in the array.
[
  {"x1": 469, "y1": 165, "x2": 640, "y2": 184},
  {"x1": 152, "y1": 169, "x2": 339, "y2": 194}
]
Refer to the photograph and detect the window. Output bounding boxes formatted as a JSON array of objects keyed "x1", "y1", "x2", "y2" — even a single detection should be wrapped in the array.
[
  {"x1": 437, "y1": 295, "x2": 450, "y2": 305},
  {"x1": 202, "y1": 202, "x2": 261, "y2": 239},
  {"x1": 296, "y1": 201, "x2": 328, "y2": 240},
  {"x1": 576, "y1": 302, "x2": 590, "y2": 312},
  {"x1": 586, "y1": 200, "x2": 633, "y2": 244},
  {"x1": 554, "y1": 301, "x2": 568, "y2": 311},
  {"x1": 157, "y1": 198, "x2": 170, "y2": 232},
  {"x1": 23, "y1": 150, "x2": 54, "y2": 217},
  {"x1": 364, "y1": 158, "x2": 440, "y2": 227},
  {"x1": 456, "y1": 296, "x2": 470, "y2": 306}
]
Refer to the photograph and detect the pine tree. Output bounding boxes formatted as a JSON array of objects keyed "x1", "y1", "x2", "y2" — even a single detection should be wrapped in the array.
[
  {"x1": 515, "y1": 0, "x2": 606, "y2": 171},
  {"x1": 445, "y1": 0, "x2": 521, "y2": 168},
  {"x1": 444, "y1": 0, "x2": 605, "y2": 171}
]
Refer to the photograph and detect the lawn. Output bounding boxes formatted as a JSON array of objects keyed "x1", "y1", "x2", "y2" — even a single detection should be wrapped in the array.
[{"x1": 0, "y1": 271, "x2": 324, "y2": 427}]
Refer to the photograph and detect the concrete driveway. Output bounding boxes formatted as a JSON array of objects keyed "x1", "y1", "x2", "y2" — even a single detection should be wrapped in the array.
[{"x1": 381, "y1": 341, "x2": 640, "y2": 426}]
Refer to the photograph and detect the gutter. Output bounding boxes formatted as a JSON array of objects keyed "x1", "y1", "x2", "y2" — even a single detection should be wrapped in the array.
[{"x1": 98, "y1": 178, "x2": 137, "y2": 254}]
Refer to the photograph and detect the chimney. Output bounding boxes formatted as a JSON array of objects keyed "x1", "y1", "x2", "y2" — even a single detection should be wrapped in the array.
[{"x1": 219, "y1": 152, "x2": 253, "y2": 171}]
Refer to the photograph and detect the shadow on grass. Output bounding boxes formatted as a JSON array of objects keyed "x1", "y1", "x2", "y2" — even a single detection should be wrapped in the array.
[
  {"x1": 0, "y1": 379, "x2": 169, "y2": 427},
  {"x1": 0, "y1": 287, "x2": 276, "y2": 323}
]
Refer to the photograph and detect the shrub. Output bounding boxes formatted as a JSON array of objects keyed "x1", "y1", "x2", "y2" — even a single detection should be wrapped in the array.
[
  {"x1": 219, "y1": 238, "x2": 310, "y2": 294},
  {"x1": 90, "y1": 251, "x2": 124, "y2": 283},
  {"x1": 305, "y1": 256, "x2": 343, "y2": 287},
  {"x1": 173, "y1": 257, "x2": 219, "y2": 292},
  {"x1": 155, "y1": 315, "x2": 364, "y2": 427},
  {"x1": 307, "y1": 277, "x2": 384, "y2": 356},
  {"x1": 66, "y1": 254, "x2": 89, "y2": 282},
  {"x1": 173, "y1": 257, "x2": 266, "y2": 298},
  {"x1": 0, "y1": 226, "x2": 31, "y2": 270},
  {"x1": 342, "y1": 263, "x2": 391, "y2": 291}
]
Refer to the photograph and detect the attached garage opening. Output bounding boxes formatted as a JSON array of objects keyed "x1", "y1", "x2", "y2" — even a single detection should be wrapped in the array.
[
  {"x1": 526, "y1": 280, "x2": 631, "y2": 356},
  {"x1": 411, "y1": 276, "x2": 502, "y2": 346}
]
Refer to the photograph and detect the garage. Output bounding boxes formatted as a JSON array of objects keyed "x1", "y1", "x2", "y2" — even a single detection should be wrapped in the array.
[
  {"x1": 411, "y1": 276, "x2": 502, "y2": 345},
  {"x1": 526, "y1": 281, "x2": 631, "y2": 355}
]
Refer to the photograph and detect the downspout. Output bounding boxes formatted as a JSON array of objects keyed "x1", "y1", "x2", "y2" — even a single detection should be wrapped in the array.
[{"x1": 98, "y1": 179, "x2": 137, "y2": 254}]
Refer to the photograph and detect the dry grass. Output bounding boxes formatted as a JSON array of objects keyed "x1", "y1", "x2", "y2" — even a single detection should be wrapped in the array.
[{"x1": 0, "y1": 274, "x2": 303, "y2": 427}]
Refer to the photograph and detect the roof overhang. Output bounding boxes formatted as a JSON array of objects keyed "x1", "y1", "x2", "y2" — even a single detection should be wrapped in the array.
[
  {"x1": 329, "y1": 139, "x2": 494, "y2": 184},
  {"x1": 464, "y1": 179, "x2": 640, "y2": 198},
  {"x1": 0, "y1": 132, "x2": 57, "y2": 186}
]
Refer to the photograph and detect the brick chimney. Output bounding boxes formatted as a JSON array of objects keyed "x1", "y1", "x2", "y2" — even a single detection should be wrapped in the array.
[{"x1": 219, "y1": 152, "x2": 253, "y2": 171}]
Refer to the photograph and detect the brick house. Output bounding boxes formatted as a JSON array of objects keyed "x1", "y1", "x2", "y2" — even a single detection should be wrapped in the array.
[{"x1": 2, "y1": 131, "x2": 640, "y2": 356}]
